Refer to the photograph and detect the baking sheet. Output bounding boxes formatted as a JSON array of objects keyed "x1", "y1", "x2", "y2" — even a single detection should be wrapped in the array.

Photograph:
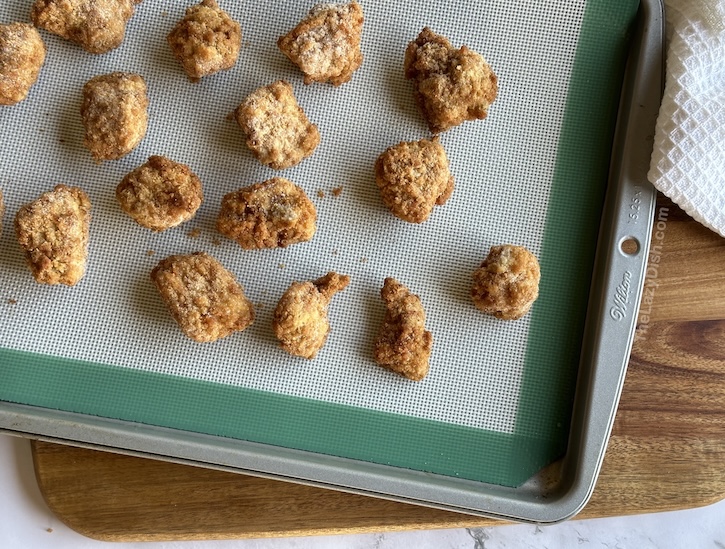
[{"x1": 1, "y1": 0, "x2": 639, "y2": 488}]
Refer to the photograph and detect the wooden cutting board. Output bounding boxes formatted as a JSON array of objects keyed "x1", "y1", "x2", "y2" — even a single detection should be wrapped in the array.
[{"x1": 30, "y1": 196, "x2": 725, "y2": 542}]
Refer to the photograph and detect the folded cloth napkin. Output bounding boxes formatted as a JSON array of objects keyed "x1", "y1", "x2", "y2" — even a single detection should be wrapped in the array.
[{"x1": 648, "y1": 0, "x2": 725, "y2": 236}]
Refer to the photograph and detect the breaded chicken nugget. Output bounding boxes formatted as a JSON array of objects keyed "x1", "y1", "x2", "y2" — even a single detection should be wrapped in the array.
[
  {"x1": 150, "y1": 252, "x2": 254, "y2": 342},
  {"x1": 217, "y1": 177, "x2": 316, "y2": 249},
  {"x1": 81, "y1": 72, "x2": 148, "y2": 161},
  {"x1": 116, "y1": 156, "x2": 203, "y2": 232},
  {"x1": 14, "y1": 185, "x2": 91, "y2": 286},
  {"x1": 0, "y1": 23, "x2": 46, "y2": 106},
  {"x1": 374, "y1": 277, "x2": 433, "y2": 381},
  {"x1": 234, "y1": 80, "x2": 320, "y2": 170},
  {"x1": 375, "y1": 137, "x2": 454, "y2": 223},
  {"x1": 167, "y1": 0, "x2": 241, "y2": 82},
  {"x1": 31, "y1": 0, "x2": 142, "y2": 54},
  {"x1": 472, "y1": 245, "x2": 540, "y2": 320},
  {"x1": 277, "y1": 2, "x2": 364, "y2": 86},
  {"x1": 404, "y1": 27, "x2": 498, "y2": 134},
  {"x1": 273, "y1": 271, "x2": 351, "y2": 358}
]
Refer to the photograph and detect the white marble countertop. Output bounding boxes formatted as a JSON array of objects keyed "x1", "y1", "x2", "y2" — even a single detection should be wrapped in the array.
[{"x1": 1, "y1": 434, "x2": 723, "y2": 549}]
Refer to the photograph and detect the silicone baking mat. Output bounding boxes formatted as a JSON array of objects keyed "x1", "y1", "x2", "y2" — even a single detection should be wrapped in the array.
[{"x1": 0, "y1": 0, "x2": 639, "y2": 487}]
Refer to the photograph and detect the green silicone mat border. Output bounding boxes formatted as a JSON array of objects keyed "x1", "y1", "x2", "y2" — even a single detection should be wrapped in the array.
[{"x1": 0, "y1": 0, "x2": 639, "y2": 488}]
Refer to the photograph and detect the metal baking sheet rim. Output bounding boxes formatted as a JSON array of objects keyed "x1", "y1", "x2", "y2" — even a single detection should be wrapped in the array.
[{"x1": 0, "y1": 0, "x2": 664, "y2": 525}]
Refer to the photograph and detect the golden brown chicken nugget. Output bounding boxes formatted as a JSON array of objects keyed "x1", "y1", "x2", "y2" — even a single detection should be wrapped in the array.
[
  {"x1": 404, "y1": 27, "x2": 498, "y2": 134},
  {"x1": 277, "y1": 2, "x2": 364, "y2": 86},
  {"x1": 150, "y1": 252, "x2": 254, "y2": 343},
  {"x1": 217, "y1": 177, "x2": 316, "y2": 249},
  {"x1": 14, "y1": 185, "x2": 91, "y2": 286},
  {"x1": 31, "y1": 0, "x2": 142, "y2": 54},
  {"x1": 375, "y1": 137, "x2": 454, "y2": 223},
  {"x1": 116, "y1": 156, "x2": 203, "y2": 232},
  {"x1": 81, "y1": 72, "x2": 148, "y2": 161},
  {"x1": 273, "y1": 271, "x2": 350, "y2": 359},
  {"x1": 472, "y1": 245, "x2": 540, "y2": 320},
  {"x1": 374, "y1": 277, "x2": 433, "y2": 381},
  {"x1": 167, "y1": 0, "x2": 241, "y2": 82},
  {"x1": 234, "y1": 80, "x2": 320, "y2": 170},
  {"x1": 0, "y1": 23, "x2": 46, "y2": 106}
]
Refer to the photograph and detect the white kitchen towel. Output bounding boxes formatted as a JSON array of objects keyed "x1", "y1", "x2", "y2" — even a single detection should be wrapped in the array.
[{"x1": 648, "y1": 0, "x2": 725, "y2": 236}]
